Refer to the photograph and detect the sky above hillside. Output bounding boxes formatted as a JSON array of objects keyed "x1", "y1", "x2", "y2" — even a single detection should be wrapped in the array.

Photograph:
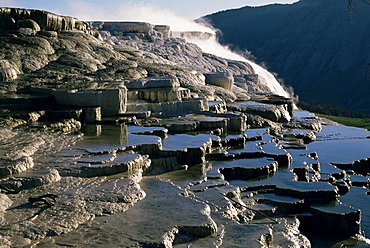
[{"x1": 0, "y1": 0, "x2": 298, "y2": 20}]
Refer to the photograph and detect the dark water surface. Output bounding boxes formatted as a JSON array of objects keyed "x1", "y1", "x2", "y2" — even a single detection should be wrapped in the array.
[{"x1": 40, "y1": 112, "x2": 370, "y2": 246}]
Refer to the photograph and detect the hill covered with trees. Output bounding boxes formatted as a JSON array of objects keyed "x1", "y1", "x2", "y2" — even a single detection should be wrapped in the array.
[{"x1": 203, "y1": 0, "x2": 370, "y2": 114}]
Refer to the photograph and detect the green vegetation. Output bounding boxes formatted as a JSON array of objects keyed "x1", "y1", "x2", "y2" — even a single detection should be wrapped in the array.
[
  {"x1": 317, "y1": 114, "x2": 370, "y2": 130},
  {"x1": 297, "y1": 101, "x2": 370, "y2": 130},
  {"x1": 297, "y1": 101, "x2": 370, "y2": 118}
]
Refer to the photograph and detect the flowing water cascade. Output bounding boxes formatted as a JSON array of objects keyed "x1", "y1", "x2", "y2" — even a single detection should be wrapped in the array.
[
  {"x1": 179, "y1": 32, "x2": 291, "y2": 99},
  {"x1": 248, "y1": 61, "x2": 291, "y2": 98}
]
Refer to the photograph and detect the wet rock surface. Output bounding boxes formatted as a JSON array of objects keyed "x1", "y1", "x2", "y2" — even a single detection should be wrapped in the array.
[
  {"x1": 1, "y1": 111, "x2": 368, "y2": 247},
  {"x1": 2, "y1": 108, "x2": 370, "y2": 248},
  {"x1": 1, "y1": 8, "x2": 370, "y2": 248}
]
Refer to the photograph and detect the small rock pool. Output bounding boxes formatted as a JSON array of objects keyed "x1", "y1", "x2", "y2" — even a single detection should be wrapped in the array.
[{"x1": 1, "y1": 111, "x2": 370, "y2": 247}]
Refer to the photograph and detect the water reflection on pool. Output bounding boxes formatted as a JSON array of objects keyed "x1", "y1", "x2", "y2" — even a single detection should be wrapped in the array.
[{"x1": 76, "y1": 120, "x2": 370, "y2": 241}]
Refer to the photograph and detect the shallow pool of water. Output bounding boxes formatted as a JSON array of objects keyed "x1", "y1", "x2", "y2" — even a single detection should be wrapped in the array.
[{"x1": 15, "y1": 120, "x2": 370, "y2": 245}]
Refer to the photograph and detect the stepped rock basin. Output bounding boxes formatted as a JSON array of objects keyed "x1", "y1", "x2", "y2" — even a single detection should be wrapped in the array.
[
  {"x1": 1, "y1": 111, "x2": 370, "y2": 247},
  {"x1": 0, "y1": 8, "x2": 369, "y2": 246}
]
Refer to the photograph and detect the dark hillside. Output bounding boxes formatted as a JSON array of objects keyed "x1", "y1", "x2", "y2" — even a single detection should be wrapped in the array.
[{"x1": 203, "y1": 0, "x2": 370, "y2": 113}]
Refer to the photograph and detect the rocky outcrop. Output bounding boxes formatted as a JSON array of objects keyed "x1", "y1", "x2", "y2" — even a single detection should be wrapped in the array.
[
  {"x1": 0, "y1": 60, "x2": 19, "y2": 81},
  {"x1": 154, "y1": 25, "x2": 171, "y2": 38},
  {"x1": 46, "y1": 118, "x2": 82, "y2": 133},
  {"x1": 0, "y1": 176, "x2": 146, "y2": 246},
  {"x1": 127, "y1": 98, "x2": 209, "y2": 116},
  {"x1": 204, "y1": 72, "x2": 234, "y2": 90},
  {"x1": 156, "y1": 113, "x2": 247, "y2": 134},
  {"x1": 37, "y1": 87, "x2": 127, "y2": 116},
  {"x1": 128, "y1": 86, "x2": 191, "y2": 103},
  {"x1": 95, "y1": 22, "x2": 154, "y2": 33},
  {"x1": 124, "y1": 77, "x2": 180, "y2": 89},
  {"x1": 333, "y1": 158, "x2": 370, "y2": 176},
  {"x1": 0, "y1": 155, "x2": 34, "y2": 177},
  {"x1": 159, "y1": 133, "x2": 215, "y2": 165},
  {"x1": 66, "y1": 153, "x2": 151, "y2": 177},
  {"x1": 0, "y1": 194, "x2": 12, "y2": 225},
  {"x1": 220, "y1": 159, "x2": 278, "y2": 180},
  {"x1": 0, "y1": 7, "x2": 89, "y2": 32},
  {"x1": 1, "y1": 169, "x2": 61, "y2": 191},
  {"x1": 228, "y1": 99, "x2": 292, "y2": 122},
  {"x1": 0, "y1": 130, "x2": 47, "y2": 176},
  {"x1": 299, "y1": 204, "x2": 361, "y2": 237},
  {"x1": 275, "y1": 181, "x2": 338, "y2": 204}
]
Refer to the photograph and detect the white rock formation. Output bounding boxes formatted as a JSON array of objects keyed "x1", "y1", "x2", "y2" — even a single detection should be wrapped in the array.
[
  {"x1": 204, "y1": 72, "x2": 234, "y2": 90},
  {"x1": 32, "y1": 87, "x2": 127, "y2": 116},
  {"x1": 0, "y1": 60, "x2": 19, "y2": 81},
  {"x1": 92, "y1": 21, "x2": 154, "y2": 33},
  {"x1": 124, "y1": 77, "x2": 180, "y2": 89}
]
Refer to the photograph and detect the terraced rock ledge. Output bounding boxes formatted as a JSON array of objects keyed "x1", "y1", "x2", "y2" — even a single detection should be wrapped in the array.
[{"x1": 1, "y1": 8, "x2": 370, "y2": 248}]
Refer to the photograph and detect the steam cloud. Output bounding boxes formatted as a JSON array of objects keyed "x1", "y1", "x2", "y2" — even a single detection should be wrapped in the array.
[
  {"x1": 184, "y1": 30, "x2": 291, "y2": 98},
  {"x1": 68, "y1": 0, "x2": 214, "y2": 33}
]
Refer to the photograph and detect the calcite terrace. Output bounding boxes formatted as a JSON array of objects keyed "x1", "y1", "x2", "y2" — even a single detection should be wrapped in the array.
[{"x1": 0, "y1": 8, "x2": 370, "y2": 248}]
